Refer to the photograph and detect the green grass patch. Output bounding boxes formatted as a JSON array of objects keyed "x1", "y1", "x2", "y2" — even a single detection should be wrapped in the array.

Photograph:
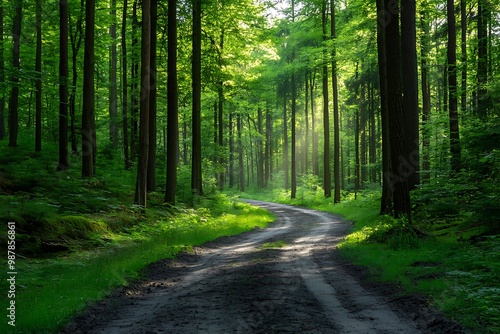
[
  {"x1": 0, "y1": 195, "x2": 274, "y2": 334},
  {"x1": 260, "y1": 240, "x2": 287, "y2": 249},
  {"x1": 239, "y1": 187, "x2": 499, "y2": 334}
]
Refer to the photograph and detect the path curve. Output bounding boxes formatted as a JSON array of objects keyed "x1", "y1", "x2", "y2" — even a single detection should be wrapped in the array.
[{"x1": 65, "y1": 200, "x2": 431, "y2": 333}]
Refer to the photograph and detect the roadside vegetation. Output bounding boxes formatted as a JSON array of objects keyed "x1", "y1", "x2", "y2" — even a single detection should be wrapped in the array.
[
  {"x1": 0, "y1": 142, "x2": 274, "y2": 334},
  {"x1": 237, "y1": 177, "x2": 499, "y2": 334}
]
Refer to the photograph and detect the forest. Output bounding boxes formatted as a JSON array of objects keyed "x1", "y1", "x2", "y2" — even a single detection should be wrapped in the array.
[{"x1": 0, "y1": 0, "x2": 499, "y2": 332}]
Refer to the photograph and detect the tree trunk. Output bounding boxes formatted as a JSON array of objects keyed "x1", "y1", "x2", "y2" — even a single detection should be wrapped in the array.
[
  {"x1": 229, "y1": 113, "x2": 235, "y2": 187},
  {"x1": 421, "y1": 6, "x2": 431, "y2": 182},
  {"x1": 291, "y1": 74, "x2": 297, "y2": 199},
  {"x1": 376, "y1": 0, "x2": 392, "y2": 214},
  {"x1": 58, "y1": 0, "x2": 69, "y2": 170},
  {"x1": 0, "y1": 4, "x2": 4, "y2": 140},
  {"x1": 331, "y1": 0, "x2": 340, "y2": 203},
  {"x1": 283, "y1": 84, "x2": 289, "y2": 190},
  {"x1": 265, "y1": 107, "x2": 271, "y2": 186},
  {"x1": 135, "y1": 0, "x2": 151, "y2": 207},
  {"x1": 322, "y1": 0, "x2": 331, "y2": 198},
  {"x1": 8, "y1": 0, "x2": 22, "y2": 147},
  {"x1": 237, "y1": 114, "x2": 244, "y2": 192},
  {"x1": 477, "y1": 0, "x2": 488, "y2": 119},
  {"x1": 69, "y1": 0, "x2": 83, "y2": 154},
  {"x1": 258, "y1": 107, "x2": 264, "y2": 189},
  {"x1": 147, "y1": 0, "x2": 157, "y2": 192},
  {"x1": 310, "y1": 72, "x2": 319, "y2": 176},
  {"x1": 385, "y1": 0, "x2": 411, "y2": 218},
  {"x1": 191, "y1": 0, "x2": 203, "y2": 196},
  {"x1": 218, "y1": 30, "x2": 225, "y2": 190},
  {"x1": 122, "y1": 0, "x2": 130, "y2": 168},
  {"x1": 165, "y1": 0, "x2": 178, "y2": 204},
  {"x1": 448, "y1": 0, "x2": 461, "y2": 174},
  {"x1": 130, "y1": 1, "x2": 139, "y2": 161},
  {"x1": 109, "y1": 0, "x2": 118, "y2": 148},
  {"x1": 82, "y1": 0, "x2": 95, "y2": 177},
  {"x1": 401, "y1": 0, "x2": 419, "y2": 189},
  {"x1": 35, "y1": 0, "x2": 42, "y2": 152},
  {"x1": 304, "y1": 72, "x2": 309, "y2": 174},
  {"x1": 460, "y1": 0, "x2": 467, "y2": 112}
]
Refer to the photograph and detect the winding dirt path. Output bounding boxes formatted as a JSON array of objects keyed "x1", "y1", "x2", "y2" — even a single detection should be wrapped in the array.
[{"x1": 64, "y1": 200, "x2": 464, "y2": 334}]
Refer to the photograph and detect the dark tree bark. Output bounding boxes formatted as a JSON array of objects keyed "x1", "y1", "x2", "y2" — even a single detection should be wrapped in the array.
[
  {"x1": 191, "y1": 0, "x2": 203, "y2": 196},
  {"x1": 331, "y1": 0, "x2": 340, "y2": 203},
  {"x1": 304, "y1": 72, "x2": 309, "y2": 174},
  {"x1": 384, "y1": 0, "x2": 411, "y2": 218},
  {"x1": 376, "y1": 0, "x2": 392, "y2": 214},
  {"x1": 401, "y1": 0, "x2": 419, "y2": 189},
  {"x1": 122, "y1": 0, "x2": 130, "y2": 168},
  {"x1": 229, "y1": 113, "x2": 235, "y2": 187},
  {"x1": 460, "y1": 0, "x2": 467, "y2": 112},
  {"x1": 291, "y1": 74, "x2": 297, "y2": 199},
  {"x1": 130, "y1": 0, "x2": 139, "y2": 161},
  {"x1": 109, "y1": 0, "x2": 119, "y2": 148},
  {"x1": 135, "y1": 0, "x2": 151, "y2": 206},
  {"x1": 237, "y1": 114, "x2": 244, "y2": 192},
  {"x1": 218, "y1": 30, "x2": 225, "y2": 190},
  {"x1": 477, "y1": 0, "x2": 488, "y2": 119},
  {"x1": 283, "y1": 84, "x2": 289, "y2": 190},
  {"x1": 82, "y1": 0, "x2": 96, "y2": 177},
  {"x1": 35, "y1": 0, "x2": 42, "y2": 152},
  {"x1": 165, "y1": 0, "x2": 178, "y2": 204},
  {"x1": 322, "y1": 0, "x2": 331, "y2": 198},
  {"x1": 0, "y1": 3, "x2": 4, "y2": 140},
  {"x1": 147, "y1": 0, "x2": 157, "y2": 192},
  {"x1": 360, "y1": 83, "x2": 367, "y2": 186},
  {"x1": 265, "y1": 106, "x2": 272, "y2": 186},
  {"x1": 421, "y1": 6, "x2": 431, "y2": 181},
  {"x1": 58, "y1": 0, "x2": 69, "y2": 170},
  {"x1": 69, "y1": 0, "x2": 84, "y2": 154},
  {"x1": 369, "y1": 84, "x2": 377, "y2": 183},
  {"x1": 448, "y1": 0, "x2": 461, "y2": 174},
  {"x1": 8, "y1": 0, "x2": 22, "y2": 147},
  {"x1": 310, "y1": 71, "x2": 319, "y2": 176},
  {"x1": 257, "y1": 107, "x2": 264, "y2": 189}
]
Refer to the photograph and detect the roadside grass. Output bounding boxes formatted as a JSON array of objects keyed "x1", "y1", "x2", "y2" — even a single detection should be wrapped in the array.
[
  {"x1": 260, "y1": 240, "x2": 287, "y2": 249},
  {"x1": 237, "y1": 187, "x2": 500, "y2": 334},
  {"x1": 0, "y1": 195, "x2": 273, "y2": 333}
]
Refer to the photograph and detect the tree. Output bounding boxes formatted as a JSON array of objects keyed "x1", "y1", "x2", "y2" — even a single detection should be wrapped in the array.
[
  {"x1": 122, "y1": 0, "x2": 130, "y2": 168},
  {"x1": 322, "y1": 0, "x2": 331, "y2": 198},
  {"x1": 82, "y1": 0, "x2": 96, "y2": 177},
  {"x1": 35, "y1": 0, "x2": 42, "y2": 152},
  {"x1": 165, "y1": 0, "x2": 178, "y2": 205},
  {"x1": 147, "y1": 0, "x2": 157, "y2": 192},
  {"x1": 0, "y1": 2, "x2": 4, "y2": 140},
  {"x1": 331, "y1": 0, "x2": 340, "y2": 203},
  {"x1": 58, "y1": 0, "x2": 69, "y2": 170},
  {"x1": 384, "y1": 0, "x2": 410, "y2": 218},
  {"x1": 135, "y1": 0, "x2": 151, "y2": 207},
  {"x1": 401, "y1": 0, "x2": 419, "y2": 189},
  {"x1": 447, "y1": 0, "x2": 461, "y2": 174},
  {"x1": 191, "y1": 0, "x2": 203, "y2": 196},
  {"x1": 477, "y1": 0, "x2": 488, "y2": 119},
  {"x1": 8, "y1": 0, "x2": 22, "y2": 148},
  {"x1": 109, "y1": 0, "x2": 119, "y2": 148}
]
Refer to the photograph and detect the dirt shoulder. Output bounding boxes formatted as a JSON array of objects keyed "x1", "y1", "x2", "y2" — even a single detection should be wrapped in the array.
[{"x1": 62, "y1": 200, "x2": 467, "y2": 334}]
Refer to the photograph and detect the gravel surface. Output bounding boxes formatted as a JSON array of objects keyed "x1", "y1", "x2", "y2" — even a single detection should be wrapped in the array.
[{"x1": 62, "y1": 200, "x2": 467, "y2": 334}]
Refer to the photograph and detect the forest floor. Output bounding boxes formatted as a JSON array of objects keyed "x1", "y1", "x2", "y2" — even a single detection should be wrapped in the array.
[{"x1": 62, "y1": 200, "x2": 467, "y2": 334}]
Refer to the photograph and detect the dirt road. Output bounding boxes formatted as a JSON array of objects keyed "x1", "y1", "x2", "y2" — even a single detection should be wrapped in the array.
[{"x1": 65, "y1": 200, "x2": 464, "y2": 334}]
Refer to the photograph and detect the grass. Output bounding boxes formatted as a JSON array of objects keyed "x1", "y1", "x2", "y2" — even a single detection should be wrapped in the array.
[
  {"x1": 0, "y1": 196, "x2": 274, "y2": 333},
  {"x1": 237, "y1": 186, "x2": 500, "y2": 334},
  {"x1": 260, "y1": 240, "x2": 287, "y2": 249}
]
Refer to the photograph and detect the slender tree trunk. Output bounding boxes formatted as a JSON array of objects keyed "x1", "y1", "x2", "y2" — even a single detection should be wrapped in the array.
[
  {"x1": 0, "y1": 3, "x2": 4, "y2": 140},
  {"x1": 283, "y1": 85, "x2": 289, "y2": 190},
  {"x1": 237, "y1": 114, "x2": 244, "y2": 192},
  {"x1": 218, "y1": 30, "x2": 225, "y2": 190},
  {"x1": 69, "y1": 0, "x2": 83, "y2": 154},
  {"x1": 401, "y1": 0, "x2": 419, "y2": 189},
  {"x1": 369, "y1": 84, "x2": 377, "y2": 183},
  {"x1": 304, "y1": 72, "x2": 309, "y2": 174},
  {"x1": 265, "y1": 107, "x2": 271, "y2": 186},
  {"x1": 331, "y1": 0, "x2": 340, "y2": 203},
  {"x1": 291, "y1": 74, "x2": 297, "y2": 199},
  {"x1": 8, "y1": 0, "x2": 22, "y2": 147},
  {"x1": 258, "y1": 107, "x2": 264, "y2": 189},
  {"x1": 477, "y1": 0, "x2": 488, "y2": 119},
  {"x1": 376, "y1": 0, "x2": 392, "y2": 214},
  {"x1": 191, "y1": 0, "x2": 203, "y2": 195},
  {"x1": 229, "y1": 113, "x2": 235, "y2": 187},
  {"x1": 58, "y1": 0, "x2": 69, "y2": 170},
  {"x1": 360, "y1": 83, "x2": 366, "y2": 187},
  {"x1": 448, "y1": 0, "x2": 461, "y2": 174},
  {"x1": 310, "y1": 72, "x2": 319, "y2": 176},
  {"x1": 109, "y1": 0, "x2": 118, "y2": 148},
  {"x1": 122, "y1": 0, "x2": 130, "y2": 168},
  {"x1": 135, "y1": 0, "x2": 151, "y2": 206},
  {"x1": 322, "y1": 0, "x2": 331, "y2": 198},
  {"x1": 82, "y1": 0, "x2": 95, "y2": 177},
  {"x1": 35, "y1": 0, "x2": 42, "y2": 152},
  {"x1": 165, "y1": 0, "x2": 178, "y2": 204},
  {"x1": 130, "y1": 1, "x2": 139, "y2": 161},
  {"x1": 421, "y1": 6, "x2": 431, "y2": 181},
  {"x1": 460, "y1": 0, "x2": 467, "y2": 112},
  {"x1": 385, "y1": 0, "x2": 411, "y2": 218},
  {"x1": 147, "y1": 0, "x2": 157, "y2": 191}
]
